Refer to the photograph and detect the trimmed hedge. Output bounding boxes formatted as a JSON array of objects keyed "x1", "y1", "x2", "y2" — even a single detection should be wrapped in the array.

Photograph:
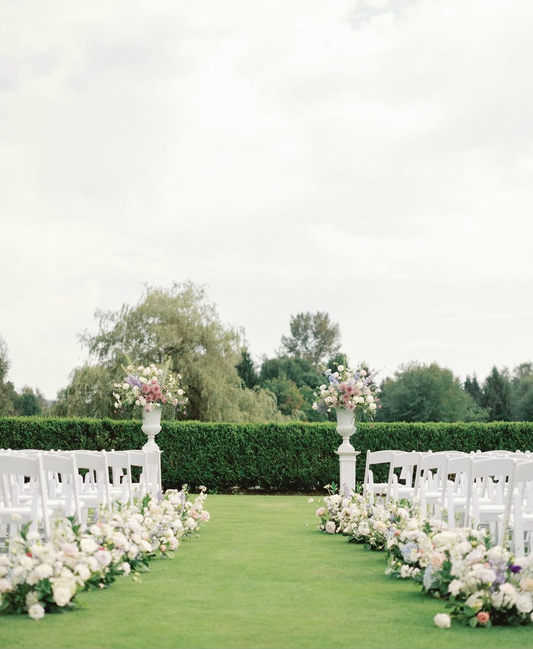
[{"x1": 1, "y1": 418, "x2": 533, "y2": 492}]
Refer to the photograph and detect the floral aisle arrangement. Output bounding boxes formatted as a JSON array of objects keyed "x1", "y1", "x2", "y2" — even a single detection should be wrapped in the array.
[
  {"x1": 312, "y1": 364, "x2": 380, "y2": 417},
  {"x1": 0, "y1": 488, "x2": 209, "y2": 620},
  {"x1": 313, "y1": 489, "x2": 533, "y2": 628},
  {"x1": 113, "y1": 362, "x2": 187, "y2": 415}
]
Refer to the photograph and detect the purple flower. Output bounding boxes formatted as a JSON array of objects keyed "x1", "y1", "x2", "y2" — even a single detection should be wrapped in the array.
[
  {"x1": 126, "y1": 375, "x2": 142, "y2": 388},
  {"x1": 328, "y1": 374, "x2": 339, "y2": 386},
  {"x1": 510, "y1": 564, "x2": 522, "y2": 573}
]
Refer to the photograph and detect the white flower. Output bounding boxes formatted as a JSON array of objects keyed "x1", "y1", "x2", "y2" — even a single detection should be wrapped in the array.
[
  {"x1": 80, "y1": 538, "x2": 98, "y2": 554},
  {"x1": 472, "y1": 567, "x2": 497, "y2": 584},
  {"x1": 434, "y1": 613, "x2": 451, "y2": 628},
  {"x1": 337, "y1": 365, "x2": 344, "y2": 372},
  {"x1": 34, "y1": 564, "x2": 54, "y2": 580},
  {"x1": 325, "y1": 521, "x2": 336, "y2": 534},
  {"x1": 0, "y1": 578, "x2": 13, "y2": 593},
  {"x1": 10, "y1": 513, "x2": 22, "y2": 522},
  {"x1": 448, "y1": 580, "x2": 464, "y2": 597},
  {"x1": 75, "y1": 564, "x2": 91, "y2": 581},
  {"x1": 121, "y1": 562, "x2": 131, "y2": 576},
  {"x1": 520, "y1": 578, "x2": 533, "y2": 592},
  {"x1": 515, "y1": 593, "x2": 533, "y2": 614},
  {"x1": 95, "y1": 550, "x2": 112, "y2": 567},
  {"x1": 28, "y1": 603, "x2": 45, "y2": 620},
  {"x1": 52, "y1": 586, "x2": 72, "y2": 608},
  {"x1": 369, "y1": 403, "x2": 377, "y2": 411},
  {"x1": 501, "y1": 583, "x2": 517, "y2": 597},
  {"x1": 308, "y1": 498, "x2": 314, "y2": 503}
]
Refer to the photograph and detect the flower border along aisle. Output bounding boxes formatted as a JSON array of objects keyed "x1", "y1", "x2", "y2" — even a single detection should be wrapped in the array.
[
  {"x1": 0, "y1": 487, "x2": 209, "y2": 620},
  {"x1": 313, "y1": 489, "x2": 533, "y2": 629}
]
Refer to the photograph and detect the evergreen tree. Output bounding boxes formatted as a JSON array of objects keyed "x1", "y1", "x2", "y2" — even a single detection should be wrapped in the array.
[
  {"x1": 464, "y1": 374, "x2": 484, "y2": 406},
  {"x1": 482, "y1": 366, "x2": 513, "y2": 421},
  {"x1": 236, "y1": 348, "x2": 259, "y2": 389}
]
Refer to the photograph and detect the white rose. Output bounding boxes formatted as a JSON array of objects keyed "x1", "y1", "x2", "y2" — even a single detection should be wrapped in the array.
[
  {"x1": 337, "y1": 365, "x2": 344, "y2": 372},
  {"x1": 521, "y1": 578, "x2": 533, "y2": 592},
  {"x1": 19, "y1": 556, "x2": 34, "y2": 570},
  {"x1": 95, "y1": 550, "x2": 112, "y2": 567},
  {"x1": 515, "y1": 593, "x2": 533, "y2": 614},
  {"x1": 369, "y1": 403, "x2": 377, "y2": 411},
  {"x1": 366, "y1": 395, "x2": 374, "y2": 403},
  {"x1": 448, "y1": 580, "x2": 464, "y2": 597},
  {"x1": 80, "y1": 538, "x2": 98, "y2": 554},
  {"x1": 28, "y1": 603, "x2": 45, "y2": 620},
  {"x1": 75, "y1": 564, "x2": 91, "y2": 581},
  {"x1": 501, "y1": 583, "x2": 517, "y2": 597},
  {"x1": 325, "y1": 521, "x2": 336, "y2": 534},
  {"x1": 52, "y1": 586, "x2": 72, "y2": 608},
  {"x1": 434, "y1": 613, "x2": 451, "y2": 628},
  {"x1": 0, "y1": 578, "x2": 13, "y2": 593},
  {"x1": 34, "y1": 564, "x2": 54, "y2": 580},
  {"x1": 121, "y1": 562, "x2": 131, "y2": 576}
]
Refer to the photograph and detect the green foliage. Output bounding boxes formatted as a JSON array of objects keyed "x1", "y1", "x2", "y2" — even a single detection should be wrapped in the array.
[
  {"x1": 261, "y1": 376, "x2": 306, "y2": 416},
  {"x1": 67, "y1": 281, "x2": 279, "y2": 423},
  {"x1": 511, "y1": 363, "x2": 533, "y2": 422},
  {"x1": 482, "y1": 366, "x2": 513, "y2": 421},
  {"x1": 280, "y1": 312, "x2": 341, "y2": 366},
  {"x1": 377, "y1": 362, "x2": 473, "y2": 422},
  {"x1": 236, "y1": 347, "x2": 258, "y2": 389},
  {"x1": 464, "y1": 375, "x2": 483, "y2": 406},
  {"x1": 15, "y1": 386, "x2": 42, "y2": 416},
  {"x1": 259, "y1": 356, "x2": 328, "y2": 421},
  {"x1": 3, "y1": 417, "x2": 533, "y2": 492},
  {"x1": 53, "y1": 365, "x2": 117, "y2": 418}
]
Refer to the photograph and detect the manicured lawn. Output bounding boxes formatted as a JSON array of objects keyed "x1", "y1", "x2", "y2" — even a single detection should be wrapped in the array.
[{"x1": 1, "y1": 495, "x2": 533, "y2": 649}]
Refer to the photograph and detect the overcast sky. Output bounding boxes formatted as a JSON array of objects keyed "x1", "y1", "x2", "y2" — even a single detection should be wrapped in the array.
[{"x1": 1, "y1": 0, "x2": 533, "y2": 400}]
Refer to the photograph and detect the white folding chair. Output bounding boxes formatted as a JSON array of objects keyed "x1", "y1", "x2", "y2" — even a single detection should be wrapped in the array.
[
  {"x1": 390, "y1": 452, "x2": 422, "y2": 503},
  {"x1": 0, "y1": 452, "x2": 50, "y2": 540},
  {"x1": 467, "y1": 457, "x2": 517, "y2": 545},
  {"x1": 362, "y1": 450, "x2": 399, "y2": 504},
  {"x1": 40, "y1": 452, "x2": 82, "y2": 523},
  {"x1": 509, "y1": 459, "x2": 533, "y2": 556},
  {"x1": 417, "y1": 453, "x2": 449, "y2": 520},
  {"x1": 70, "y1": 451, "x2": 111, "y2": 523}
]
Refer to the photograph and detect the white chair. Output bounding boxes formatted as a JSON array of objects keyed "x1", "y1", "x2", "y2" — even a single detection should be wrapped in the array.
[
  {"x1": 467, "y1": 457, "x2": 517, "y2": 545},
  {"x1": 508, "y1": 459, "x2": 533, "y2": 556},
  {"x1": 104, "y1": 451, "x2": 134, "y2": 506},
  {"x1": 362, "y1": 450, "x2": 399, "y2": 504},
  {"x1": 445, "y1": 456, "x2": 474, "y2": 530},
  {"x1": 0, "y1": 452, "x2": 50, "y2": 540},
  {"x1": 40, "y1": 452, "x2": 82, "y2": 523},
  {"x1": 70, "y1": 451, "x2": 111, "y2": 523},
  {"x1": 390, "y1": 452, "x2": 422, "y2": 503},
  {"x1": 417, "y1": 453, "x2": 449, "y2": 520}
]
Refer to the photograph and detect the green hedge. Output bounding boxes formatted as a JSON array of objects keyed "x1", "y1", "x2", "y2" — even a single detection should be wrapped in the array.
[{"x1": 1, "y1": 418, "x2": 533, "y2": 492}]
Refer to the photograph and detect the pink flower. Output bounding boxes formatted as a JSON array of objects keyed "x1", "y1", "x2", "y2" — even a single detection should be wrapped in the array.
[{"x1": 476, "y1": 612, "x2": 490, "y2": 625}]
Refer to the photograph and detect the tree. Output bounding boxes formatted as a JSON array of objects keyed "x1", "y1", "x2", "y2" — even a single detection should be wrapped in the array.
[
  {"x1": 73, "y1": 281, "x2": 280, "y2": 422},
  {"x1": 511, "y1": 362, "x2": 533, "y2": 421},
  {"x1": 236, "y1": 348, "x2": 259, "y2": 389},
  {"x1": 280, "y1": 312, "x2": 341, "y2": 366},
  {"x1": 377, "y1": 362, "x2": 473, "y2": 423},
  {"x1": 15, "y1": 386, "x2": 42, "y2": 416},
  {"x1": 482, "y1": 366, "x2": 513, "y2": 421},
  {"x1": 464, "y1": 375, "x2": 483, "y2": 407},
  {"x1": 0, "y1": 335, "x2": 17, "y2": 416},
  {"x1": 261, "y1": 376, "x2": 306, "y2": 417},
  {"x1": 53, "y1": 365, "x2": 117, "y2": 418}
]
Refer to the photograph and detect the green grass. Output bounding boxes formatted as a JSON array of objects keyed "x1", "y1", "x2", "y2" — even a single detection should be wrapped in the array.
[{"x1": 2, "y1": 495, "x2": 533, "y2": 649}]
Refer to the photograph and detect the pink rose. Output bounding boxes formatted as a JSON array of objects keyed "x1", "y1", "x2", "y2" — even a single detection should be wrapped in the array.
[{"x1": 476, "y1": 612, "x2": 490, "y2": 625}]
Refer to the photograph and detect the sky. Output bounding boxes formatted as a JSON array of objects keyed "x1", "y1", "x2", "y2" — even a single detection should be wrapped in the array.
[{"x1": 1, "y1": 0, "x2": 533, "y2": 400}]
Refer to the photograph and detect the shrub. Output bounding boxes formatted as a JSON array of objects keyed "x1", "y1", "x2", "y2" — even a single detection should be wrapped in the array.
[{"x1": 1, "y1": 418, "x2": 533, "y2": 492}]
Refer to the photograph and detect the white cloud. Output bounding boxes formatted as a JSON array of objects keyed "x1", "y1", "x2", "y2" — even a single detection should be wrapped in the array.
[{"x1": 1, "y1": 0, "x2": 532, "y2": 397}]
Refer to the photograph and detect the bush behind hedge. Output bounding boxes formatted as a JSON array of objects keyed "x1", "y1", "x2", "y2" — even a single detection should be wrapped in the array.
[{"x1": 1, "y1": 418, "x2": 533, "y2": 491}]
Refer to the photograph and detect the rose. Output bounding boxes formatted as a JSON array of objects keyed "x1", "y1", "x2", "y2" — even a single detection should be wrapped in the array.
[
  {"x1": 28, "y1": 603, "x2": 45, "y2": 620},
  {"x1": 434, "y1": 613, "x2": 451, "y2": 628},
  {"x1": 515, "y1": 593, "x2": 533, "y2": 614},
  {"x1": 52, "y1": 586, "x2": 72, "y2": 608},
  {"x1": 520, "y1": 578, "x2": 533, "y2": 592},
  {"x1": 80, "y1": 538, "x2": 98, "y2": 554},
  {"x1": 325, "y1": 521, "x2": 336, "y2": 534},
  {"x1": 476, "y1": 612, "x2": 490, "y2": 625}
]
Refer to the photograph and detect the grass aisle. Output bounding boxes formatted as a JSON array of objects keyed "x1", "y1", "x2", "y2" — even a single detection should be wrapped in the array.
[{"x1": 2, "y1": 495, "x2": 533, "y2": 649}]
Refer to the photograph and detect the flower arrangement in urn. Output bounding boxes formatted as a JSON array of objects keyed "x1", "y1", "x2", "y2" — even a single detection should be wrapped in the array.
[
  {"x1": 113, "y1": 362, "x2": 187, "y2": 415},
  {"x1": 312, "y1": 363, "x2": 380, "y2": 419}
]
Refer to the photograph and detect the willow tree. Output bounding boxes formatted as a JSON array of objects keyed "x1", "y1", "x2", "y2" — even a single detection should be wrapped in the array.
[{"x1": 75, "y1": 281, "x2": 281, "y2": 422}]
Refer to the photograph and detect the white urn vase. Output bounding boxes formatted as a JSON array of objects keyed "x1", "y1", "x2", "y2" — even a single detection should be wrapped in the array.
[
  {"x1": 335, "y1": 408, "x2": 360, "y2": 493},
  {"x1": 142, "y1": 407, "x2": 162, "y2": 452}
]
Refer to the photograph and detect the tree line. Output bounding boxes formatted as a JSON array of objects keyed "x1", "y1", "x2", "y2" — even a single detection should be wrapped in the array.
[{"x1": 1, "y1": 281, "x2": 532, "y2": 423}]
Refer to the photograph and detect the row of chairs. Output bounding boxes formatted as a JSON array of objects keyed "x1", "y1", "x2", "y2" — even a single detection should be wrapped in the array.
[
  {"x1": 0, "y1": 449, "x2": 162, "y2": 541},
  {"x1": 362, "y1": 449, "x2": 533, "y2": 554}
]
